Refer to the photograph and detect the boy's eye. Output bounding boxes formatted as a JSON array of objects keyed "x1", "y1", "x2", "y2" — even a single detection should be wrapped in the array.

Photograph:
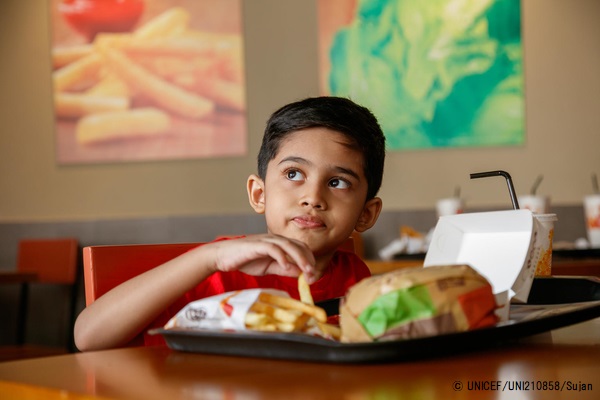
[
  {"x1": 286, "y1": 169, "x2": 304, "y2": 181},
  {"x1": 329, "y1": 178, "x2": 350, "y2": 189}
]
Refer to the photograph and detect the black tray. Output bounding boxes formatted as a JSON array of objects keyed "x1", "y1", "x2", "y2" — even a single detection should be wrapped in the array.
[
  {"x1": 150, "y1": 277, "x2": 600, "y2": 364},
  {"x1": 553, "y1": 248, "x2": 600, "y2": 259},
  {"x1": 392, "y1": 253, "x2": 426, "y2": 260}
]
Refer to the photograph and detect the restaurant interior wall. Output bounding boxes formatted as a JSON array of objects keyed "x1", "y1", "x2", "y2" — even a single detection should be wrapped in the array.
[{"x1": 0, "y1": 0, "x2": 598, "y2": 222}]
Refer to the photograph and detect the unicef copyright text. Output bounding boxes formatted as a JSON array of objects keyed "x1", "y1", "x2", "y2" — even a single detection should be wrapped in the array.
[{"x1": 453, "y1": 380, "x2": 593, "y2": 392}]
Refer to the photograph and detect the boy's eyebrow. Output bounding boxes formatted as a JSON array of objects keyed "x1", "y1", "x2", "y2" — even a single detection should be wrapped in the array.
[
  {"x1": 279, "y1": 156, "x2": 309, "y2": 166},
  {"x1": 279, "y1": 156, "x2": 361, "y2": 181},
  {"x1": 335, "y1": 166, "x2": 361, "y2": 181}
]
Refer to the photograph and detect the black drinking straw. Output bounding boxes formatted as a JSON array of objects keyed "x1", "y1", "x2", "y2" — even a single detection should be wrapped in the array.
[
  {"x1": 530, "y1": 174, "x2": 543, "y2": 195},
  {"x1": 454, "y1": 186, "x2": 461, "y2": 198},
  {"x1": 470, "y1": 170, "x2": 520, "y2": 210},
  {"x1": 592, "y1": 173, "x2": 599, "y2": 194}
]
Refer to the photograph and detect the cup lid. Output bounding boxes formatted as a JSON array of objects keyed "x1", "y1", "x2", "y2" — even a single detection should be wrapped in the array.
[{"x1": 533, "y1": 213, "x2": 558, "y2": 222}]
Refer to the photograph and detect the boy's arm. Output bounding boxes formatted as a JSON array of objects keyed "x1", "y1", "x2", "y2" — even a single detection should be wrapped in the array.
[{"x1": 74, "y1": 235, "x2": 317, "y2": 351}]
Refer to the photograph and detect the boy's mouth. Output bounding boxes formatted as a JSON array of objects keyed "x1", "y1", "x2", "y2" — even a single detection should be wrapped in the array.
[{"x1": 292, "y1": 215, "x2": 326, "y2": 229}]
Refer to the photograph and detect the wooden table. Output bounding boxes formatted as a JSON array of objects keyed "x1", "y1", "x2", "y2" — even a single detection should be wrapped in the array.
[
  {"x1": 552, "y1": 258, "x2": 600, "y2": 277},
  {"x1": 0, "y1": 317, "x2": 598, "y2": 400}
]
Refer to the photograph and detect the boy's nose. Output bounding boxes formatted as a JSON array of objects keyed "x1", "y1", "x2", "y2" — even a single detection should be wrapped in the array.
[{"x1": 300, "y1": 184, "x2": 327, "y2": 209}]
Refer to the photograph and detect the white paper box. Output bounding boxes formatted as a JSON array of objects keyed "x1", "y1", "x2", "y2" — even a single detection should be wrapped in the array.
[{"x1": 424, "y1": 210, "x2": 539, "y2": 304}]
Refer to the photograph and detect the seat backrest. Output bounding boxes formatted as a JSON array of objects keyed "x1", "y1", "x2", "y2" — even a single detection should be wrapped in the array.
[
  {"x1": 82, "y1": 243, "x2": 202, "y2": 306},
  {"x1": 82, "y1": 235, "x2": 360, "y2": 306},
  {"x1": 347, "y1": 231, "x2": 363, "y2": 258},
  {"x1": 17, "y1": 238, "x2": 79, "y2": 284}
]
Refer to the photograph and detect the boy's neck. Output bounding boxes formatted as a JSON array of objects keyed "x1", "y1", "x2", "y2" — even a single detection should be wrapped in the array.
[{"x1": 314, "y1": 250, "x2": 337, "y2": 272}]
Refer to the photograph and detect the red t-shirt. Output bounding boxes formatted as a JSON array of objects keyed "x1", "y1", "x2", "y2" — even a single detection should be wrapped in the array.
[{"x1": 143, "y1": 244, "x2": 370, "y2": 346}]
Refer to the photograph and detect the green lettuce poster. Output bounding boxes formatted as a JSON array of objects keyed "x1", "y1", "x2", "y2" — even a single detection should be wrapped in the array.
[{"x1": 318, "y1": 0, "x2": 524, "y2": 150}]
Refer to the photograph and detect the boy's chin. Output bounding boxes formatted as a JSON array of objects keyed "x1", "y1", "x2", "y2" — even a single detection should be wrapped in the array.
[
  {"x1": 303, "y1": 239, "x2": 341, "y2": 258},
  {"x1": 284, "y1": 234, "x2": 324, "y2": 254},
  {"x1": 278, "y1": 230, "x2": 345, "y2": 256}
]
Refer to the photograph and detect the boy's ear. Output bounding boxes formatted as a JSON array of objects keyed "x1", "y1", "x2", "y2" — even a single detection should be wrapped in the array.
[
  {"x1": 355, "y1": 197, "x2": 383, "y2": 232},
  {"x1": 247, "y1": 174, "x2": 266, "y2": 214}
]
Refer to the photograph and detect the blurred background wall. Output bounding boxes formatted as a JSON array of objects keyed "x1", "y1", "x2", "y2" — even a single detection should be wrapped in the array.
[{"x1": 0, "y1": 0, "x2": 598, "y2": 223}]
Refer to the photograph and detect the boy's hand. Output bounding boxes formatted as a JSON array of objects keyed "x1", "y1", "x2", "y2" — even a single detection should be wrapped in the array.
[{"x1": 211, "y1": 235, "x2": 320, "y2": 283}]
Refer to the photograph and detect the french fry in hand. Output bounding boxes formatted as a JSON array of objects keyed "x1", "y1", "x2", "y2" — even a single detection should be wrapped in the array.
[
  {"x1": 297, "y1": 273, "x2": 341, "y2": 340},
  {"x1": 298, "y1": 273, "x2": 314, "y2": 305}
]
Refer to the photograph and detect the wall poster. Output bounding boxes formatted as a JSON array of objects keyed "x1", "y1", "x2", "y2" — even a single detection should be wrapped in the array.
[
  {"x1": 318, "y1": 0, "x2": 524, "y2": 150},
  {"x1": 50, "y1": 0, "x2": 246, "y2": 164}
]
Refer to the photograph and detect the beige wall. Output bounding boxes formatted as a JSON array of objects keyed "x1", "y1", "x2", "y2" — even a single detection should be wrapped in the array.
[{"x1": 0, "y1": 0, "x2": 598, "y2": 222}]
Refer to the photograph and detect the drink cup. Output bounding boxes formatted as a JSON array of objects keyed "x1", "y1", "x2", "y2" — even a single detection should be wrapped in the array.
[
  {"x1": 436, "y1": 198, "x2": 464, "y2": 218},
  {"x1": 530, "y1": 213, "x2": 558, "y2": 276},
  {"x1": 518, "y1": 195, "x2": 550, "y2": 215},
  {"x1": 583, "y1": 194, "x2": 600, "y2": 247}
]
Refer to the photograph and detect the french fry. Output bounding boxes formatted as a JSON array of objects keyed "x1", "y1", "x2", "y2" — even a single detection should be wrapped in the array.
[
  {"x1": 137, "y1": 55, "x2": 217, "y2": 82},
  {"x1": 99, "y1": 46, "x2": 214, "y2": 120},
  {"x1": 193, "y1": 78, "x2": 245, "y2": 112},
  {"x1": 298, "y1": 273, "x2": 341, "y2": 340},
  {"x1": 258, "y1": 292, "x2": 326, "y2": 323},
  {"x1": 316, "y1": 322, "x2": 342, "y2": 340},
  {"x1": 55, "y1": 93, "x2": 129, "y2": 118},
  {"x1": 120, "y1": 37, "x2": 218, "y2": 58},
  {"x1": 244, "y1": 312, "x2": 270, "y2": 327},
  {"x1": 85, "y1": 75, "x2": 131, "y2": 98},
  {"x1": 298, "y1": 273, "x2": 314, "y2": 305},
  {"x1": 249, "y1": 301, "x2": 303, "y2": 324},
  {"x1": 76, "y1": 107, "x2": 170, "y2": 144},
  {"x1": 180, "y1": 30, "x2": 244, "y2": 83},
  {"x1": 133, "y1": 7, "x2": 190, "y2": 39},
  {"x1": 246, "y1": 297, "x2": 312, "y2": 333},
  {"x1": 53, "y1": 53, "x2": 103, "y2": 92},
  {"x1": 242, "y1": 291, "x2": 341, "y2": 340},
  {"x1": 93, "y1": 33, "x2": 134, "y2": 52},
  {"x1": 52, "y1": 44, "x2": 94, "y2": 68}
]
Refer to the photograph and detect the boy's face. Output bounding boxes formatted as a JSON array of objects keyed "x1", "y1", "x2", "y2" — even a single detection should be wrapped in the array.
[{"x1": 248, "y1": 128, "x2": 382, "y2": 257}]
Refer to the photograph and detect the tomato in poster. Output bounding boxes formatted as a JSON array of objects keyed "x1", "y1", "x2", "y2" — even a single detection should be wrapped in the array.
[{"x1": 59, "y1": 0, "x2": 145, "y2": 40}]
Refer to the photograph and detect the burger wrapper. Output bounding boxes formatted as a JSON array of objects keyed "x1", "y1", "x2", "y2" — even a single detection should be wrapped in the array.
[
  {"x1": 340, "y1": 265, "x2": 498, "y2": 343},
  {"x1": 165, "y1": 288, "x2": 288, "y2": 331}
]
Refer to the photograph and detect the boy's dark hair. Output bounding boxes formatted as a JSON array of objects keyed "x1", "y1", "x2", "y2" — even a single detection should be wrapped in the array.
[{"x1": 258, "y1": 96, "x2": 386, "y2": 200}]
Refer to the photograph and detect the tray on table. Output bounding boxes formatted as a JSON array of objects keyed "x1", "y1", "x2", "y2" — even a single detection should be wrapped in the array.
[
  {"x1": 150, "y1": 277, "x2": 600, "y2": 363},
  {"x1": 553, "y1": 248, "x2": 600, "y2": 259}
]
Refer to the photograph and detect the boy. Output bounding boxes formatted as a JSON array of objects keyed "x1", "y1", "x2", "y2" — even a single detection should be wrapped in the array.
[{"x1": 74, "y1": 96, "x2": 386, "y2": 350}]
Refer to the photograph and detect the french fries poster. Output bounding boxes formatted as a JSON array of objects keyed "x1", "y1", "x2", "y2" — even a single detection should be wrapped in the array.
[
  {"x1": 50, "y1": 0, "x2": 247, "y2": 164},
  {"x1": 318, "y1": 0, "x2": 524, "y2": 150}
]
